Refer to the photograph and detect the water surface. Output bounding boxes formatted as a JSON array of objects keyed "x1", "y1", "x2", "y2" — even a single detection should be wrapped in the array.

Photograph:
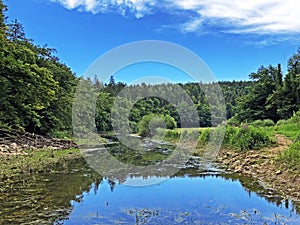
[
  {"x1": 1, "y1": 141, "x2": 299, "y2": 224},
  {"x1": 59, "y1": 173, "x2": 300, "y2": 225}
]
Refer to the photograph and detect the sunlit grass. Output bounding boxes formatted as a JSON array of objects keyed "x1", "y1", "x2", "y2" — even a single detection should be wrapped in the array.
[
  {"x1": 275, "y1": 123, "x2": 300, "y2": 140},
  {"x1": 0, "y1": 148, "x2": 81, "y2": 179},
  {"x1": 277, "y1": 141, "x2": 300, "y2": 172}
]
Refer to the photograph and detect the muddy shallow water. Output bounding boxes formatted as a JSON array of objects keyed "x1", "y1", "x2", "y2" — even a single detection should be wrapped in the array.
[{"x1": 0, "y1": 142, "x2": 299, "y2": 224}]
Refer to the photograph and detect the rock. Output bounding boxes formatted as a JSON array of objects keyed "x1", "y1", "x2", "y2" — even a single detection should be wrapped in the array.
[
  {"x1": 234, "y1": 166, "x2": 243, "y2": 173},
  {"x1": 10, "y1": 143, "x2": 18, "y2": 150},
  {"x1": 275, "y1": 170, "x2": 282, "y2": 175}
]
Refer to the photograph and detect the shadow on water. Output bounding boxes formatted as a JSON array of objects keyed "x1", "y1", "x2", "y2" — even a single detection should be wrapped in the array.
[
  {"x1": 0, "y1": 158, "x2": 102, "y2": 224},
  {"x1": 0, "y1": 141, "x2": 300, "y2": 224}
]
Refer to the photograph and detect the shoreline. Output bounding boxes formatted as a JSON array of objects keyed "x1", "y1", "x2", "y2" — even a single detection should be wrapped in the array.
[
  {"x1": 216, "y1": 134, "x2": 300, "y2": 204},
  {"x1": 1, "y1": 130, "x2": 299, "y2": 205},
  {"x1": 0, "y1": 129, "x2": 76, "y2": 156},
  {"x1": 0, "y1": 129, "x2": 82, "y2": 180}
]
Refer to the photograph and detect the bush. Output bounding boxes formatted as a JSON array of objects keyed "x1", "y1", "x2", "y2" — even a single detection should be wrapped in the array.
[
  {"x1": 129, "y1": 121, "x2": 138, "y2": 133},
  {"x1": 290, "y1": 110, "x2": 300, "y2": 124},
  {"x1": 51, "y1": 130, "x2": 72, "y2": 139},
  {"x1": 276, "y1": 119, "x2": 288, "y2": 126},
  {"x1": 263, "y1": 119, "x2": 275, "y2": 127},
  {"x1": 251, "y1": 120, "x2": 264, "y2": 127},
  {"x1": 195, "y1": 124, "x2": 274, "y2": 151},
  {"x1": 165, "y1": 129, "x2": 180, "y2": 140},
  {"x1": 251, "y1": 119, "x2": 274, "y2": 127},
  {"x1": 231, "y1": 125, "x2": 274, "y2": 151},
  {"x1": 138, "y1": 114, "x2": 176, "y2": 137},
  {"x1": 164, "y1": 115, "x2": 177, "y2": 130},
  {"x1": 227, "y1": 116, "x2": 240, "y2": 126},
  {"x1": 223, "y1": 125, "x2": 238, "y2": 145},
  {"x1": 198, "y1": 129, "x2": 210, "y2": 146}
]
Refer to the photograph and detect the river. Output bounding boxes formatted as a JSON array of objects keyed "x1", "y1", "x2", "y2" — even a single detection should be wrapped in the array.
[{"x1": 0, "y1": 141, "x2": 299, "y2": 224}]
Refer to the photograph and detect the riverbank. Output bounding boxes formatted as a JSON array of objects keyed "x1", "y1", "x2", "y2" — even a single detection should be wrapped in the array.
[
  {"x1": 0, "y1": 129, "x2": 76, "y2": 156},
  {"x1": 155, "y1": 127, "x2": 300, "y2": 203},
  {"x1": 216, "y1": 134, "x2": 300, "y2": 203},
  {"x1": 1, "y1": 128, "x2": 299, "y2": 205},
  {"x1": 0, "y1": 129, "x2": 82, "y2": 180}
]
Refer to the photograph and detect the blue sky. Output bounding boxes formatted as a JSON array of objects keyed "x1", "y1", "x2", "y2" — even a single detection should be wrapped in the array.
[{"x1": 4, "y1": 0, "x2": 300, "y2": 83}]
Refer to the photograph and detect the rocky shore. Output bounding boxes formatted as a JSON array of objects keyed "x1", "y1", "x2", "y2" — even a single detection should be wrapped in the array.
[
  {"x1": 217, "y1": 134, "x2": 300, "y2": 203},
  {"x1": 0, "y1": 129, "x2": 76, "y2": 156}
]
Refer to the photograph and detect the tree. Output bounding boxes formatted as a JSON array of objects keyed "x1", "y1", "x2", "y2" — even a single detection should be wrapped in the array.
[
  {"x1": 0, "y1": 3, "x2": 77, "y2": 134},
  {"x1": 95, "y1": 92, "x2": 113, "y2": 131},
  {"x1": 7, "y1": 19, "x2": 27, "y2": 42},
  {"x1": 236, "y1": 66, "x2": 279, "y2": 122},
  {"x1": 0, "y1": 0, "x2": 6, "y2": 38}
]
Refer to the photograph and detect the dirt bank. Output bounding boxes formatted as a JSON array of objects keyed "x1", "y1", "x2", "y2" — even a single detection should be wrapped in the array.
[
  {"x1": 0, "y1": 129, "x2": 76, "y2": 156},
  {"x1": 217, "y1": 134, "x2": 300, "y2": 202}
]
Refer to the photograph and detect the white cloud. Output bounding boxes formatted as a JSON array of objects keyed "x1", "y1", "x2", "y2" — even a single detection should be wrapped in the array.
[
  {"x1": 50, "y1": 0, "x2": 157, "y2": 17},
  {"x1": 50, "y1": 0, "x2": 300, "y2": 35}
]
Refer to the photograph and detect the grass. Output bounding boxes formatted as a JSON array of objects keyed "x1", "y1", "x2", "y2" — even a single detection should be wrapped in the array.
[
  {"x1": 74, "y1": 134, "x2": 107, "y2": 146},
  {"x1": 274, "y1": 111, "x2": 300, "y2": 172},
  {"x1": 275, "y1": 123, "x2": 300, "y2": 140},
  {"x1": 154, "y1": 125, "x2": 275, "y2": 155},
  {"x1": 154, "y1": 127, "x2": 211, "y2": 143},
  {"x1": 51, "y1": 130, "x2": 73, "y2": 139},
  {"x1": 0, "y1": 148, "x2": 81, "y2": 179},
  {"x1": 277, "y1": 141, "x2": 300, "y2": 172},
  {"x1": 197, "y1": 125, "x2": 275, "y2": 152},
  {"x1": 275, "y1": 111, "x2": 300, "y2": 140}
]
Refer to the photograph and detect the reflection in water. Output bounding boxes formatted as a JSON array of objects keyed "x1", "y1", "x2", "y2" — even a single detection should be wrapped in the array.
[
  {"x1": 59, "y1": 174, "x2": 300, "y2": 225},
  {"x1": 0, "y1": 159, "x2": 102, "y2": 224},
  {"x1": 0, "y1": 142, "x2": 300, "y2": 224}
]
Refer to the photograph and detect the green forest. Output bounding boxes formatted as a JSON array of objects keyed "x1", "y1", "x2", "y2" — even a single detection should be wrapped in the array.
[{"x1": 1, "y1": 0, "x2": 300, "y2": 138}]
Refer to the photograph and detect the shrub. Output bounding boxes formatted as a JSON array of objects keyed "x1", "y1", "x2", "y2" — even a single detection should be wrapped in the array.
[
  {"x1": 138, "y1": 114, "x2": 176, "y2": 137},
  {"x1": 129, "y1": 121, "x2": 138, "y2": 133},
  {"x1": 251, "y1": 120, "x2": 264, "y2": 127},
  {"x1": 165, "y1": 129, "x2": 180, "y2": 139},
  {"x1": 163, "y1": 115, "x2": 177, "y2": 130},
  {"x1": 229, "y1": 125, "x2": 274, "y2": 151},
  {"x1": 198, "y1": 129, "x2": 210, "y2": 146},
  {"x1": 276, "y1": 119, "x2": 288, "y2": 126},
  {"x1": 227, "y1": 116, "x2": 240, "y2": 126},
  {"x1": 251, "y1": 119, "x2": 274, "y2": 127},
  {"x1": 51, "y1": 130, "x2": 72, "y2": 139},
  {"x1": 290, "y1": 110, "x2": 300, "y2": 124},
  {"x1": 223, "y1": 125, "x2": 238, "y2": 146},
  {"x1": 263, "y1": 119, "x2": 275, "y2": 127}
]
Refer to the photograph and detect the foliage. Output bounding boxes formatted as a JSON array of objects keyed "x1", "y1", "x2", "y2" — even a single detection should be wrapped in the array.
[
  {"x1": 94, "y1": 80, "x2": 252, "y2": 133},
  {"x1": 0, "y1": 3, "x2": 77, "y2": 135},
  {"x1": 138, "y1": 114, "x2": 176, "y2": 137},
  {"x1": 200, "y1": 125, "x2": 275, "y2": 151},
  {"x1": 229, "y1": 125, "x2": 275, "y2": 151},
  {"x1": 275, "y1": 119, "x2": 288, "y2": 126},
  {"x1": 198, "y1": 129, "x2": 211, "y2": 146},
  {"x1": 277, "y1": 141, "x2": 300, "y2": 171},
  {"x1": 2, "y1": 0, "x2": 300, "y2": 155},
  {"x1": 251, "y1": 119, "x2": 275, "y2": 127},
  {"x1": 163, "y1": 129, "x2": 181, "y2": 141},
  {"x1": 227, "y1": 116, "x2": 240, "y2": 126},
  {"x1": 275, "y1": 110, "x2": 300, "y2": 140},
  {"x1": 235, "y1": 49, "x2": 300, "y2": 123},
  {"x1": 275, "y1": 111, "x2": 300, "y2": 172}
]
